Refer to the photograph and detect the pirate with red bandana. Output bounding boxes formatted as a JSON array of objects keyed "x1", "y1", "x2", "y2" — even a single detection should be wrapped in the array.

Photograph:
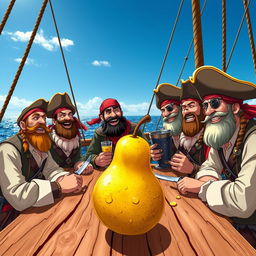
[
  {"x1": 150, "y1": 83, "x2": 182, "y2": 163},
  {"x1": 169, "y1": 80, "x2": 209, "y2": 177},
  {"x1": 47, "y1": 92, "x2": 93, "y2": 174},
  {"x1": 0, "y1": 99, "x2": 83, "y2": 230},
  {"x1": 176, "y1": 66, "x2": 256, "y2": 248},
  {"x1": 84, "y1": 98, "x2": 146, "y2": 168}
]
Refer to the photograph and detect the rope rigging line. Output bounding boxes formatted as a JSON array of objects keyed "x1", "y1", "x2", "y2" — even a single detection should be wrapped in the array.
[
  {"x1": 155, "y1": 0, "x2": 208, "y2": 131},
  {"x1": 0, "y1": 0, "x2": 16, "y2": 35},
  {"x1": 0, "y1": 0, "x2": 49, "y2": 122},
  {"x1": 222, "y1": 0, "x2": 227, "y2": 72},
  {"x1": 49, "y1": 0, "x2": 86, "y2": 143},
  {"x1": 226, "y1": 0, "x2": 251, "y2": 70},
  {"x1": 191, "y1": 0, "x2": 204, "y2": 68},
  {"x1": 142, "y1": 0, "x2": 185, "y2": 132},
  {"x1": 243, "y1": 0, "x2": 256, "y2": 73}
]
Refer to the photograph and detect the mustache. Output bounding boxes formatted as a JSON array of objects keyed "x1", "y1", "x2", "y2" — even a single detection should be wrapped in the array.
[
  {"x1": 202, "y1": 111, "x2": 228, "y2": 124},
  {"x1": 26, "y1": 124, "x2": 52, "y2": 134},
  {"x1": 163, "y1": 112, "x2": 178, "y2": 122},
  {"x1": 105, "y1": 116, "x2": 121, "y2": 123},
  {"x1": 57, "y1": 119, "x2": 74, "y2": 125}
]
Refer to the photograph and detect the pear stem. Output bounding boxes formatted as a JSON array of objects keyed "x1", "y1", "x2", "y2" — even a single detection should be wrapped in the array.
[{"x1": 132, "y1": 114, "x2": 151, "y2": 137}]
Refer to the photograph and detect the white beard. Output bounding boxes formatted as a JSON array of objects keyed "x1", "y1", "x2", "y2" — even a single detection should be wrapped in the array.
[
  {"x1": 203, "y1": 105, "x2": 236, "y2": 150},
  {"x1": 52, "y1": 129, "x2": 80, "y2": 156},
  {"x1": 162, "y1": 109, "x2": 182, "y2": 136}
]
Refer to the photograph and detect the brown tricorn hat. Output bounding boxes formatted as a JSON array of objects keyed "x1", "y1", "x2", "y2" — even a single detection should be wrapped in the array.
[
  {"x1": 47, "y1": 92, "x2": 76, "y2": 118},
  {"x1": 154, "y1": 83, "x2": 181, "y2": 109},
  {"x1": 188, "y1": 66, "x2": 256, "y2": 100},
  {"x1": 180, "y1": 80, "x2": 203, "y2": 102},
  {"x1": 17, "y1": 98, "x2": 48, "y2": 125}
]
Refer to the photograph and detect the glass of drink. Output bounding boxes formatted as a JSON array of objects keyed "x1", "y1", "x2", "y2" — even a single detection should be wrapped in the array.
[
  {"x1": 101, "y1": 141, "x2": 112, "y2": 152},
  {"x1": 150, "y1": 130, "x2": 175, "y2": 170}
]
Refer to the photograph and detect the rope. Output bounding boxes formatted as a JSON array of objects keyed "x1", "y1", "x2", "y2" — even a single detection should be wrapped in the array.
[
  {"x1": 222, "y1": 0, "x2": 226, "y2": 72},
  {"x1": 0, "y1": 0, "x2": 16, "y2": 35},
  {"x1": 155, "y1": 0, "x2": 207, "y2": 131},
  {"x1": 243, "y1": 0, "x2": 256, "y2": 73},
  {"x1": 191, "y1": 0, "x2": 204, "y2": 68},
  {"x1": 142, "y1": 0, "x2": 185, "y2": 132},
  {"x1": 48, "y1": 0, "x2": 86, "y2": 142},
  {"x1": 226, "y1": 0, "x2": 251, "y2": 70},
  {"x1": 175, "y1": 0, "x2": 207, "y2": 86},
  {"x1": 0, "y1": 0, "x2": 49, "y2": 122}
]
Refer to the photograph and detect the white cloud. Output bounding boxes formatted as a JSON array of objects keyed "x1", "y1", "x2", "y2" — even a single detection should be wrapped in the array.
[
  {"x1": 91, "y1": 60, "x2": 111, "y2": 67},
  {"x1": 0, "y1": 95, "x2": 159, "y2": 120},
  {"x1": 4, "y1": 29, "x2": 74, "y2": 51},
  {"x1": 14, "y1": 57, "x2": 35, "y2": 65},
  {"x1": 77, "y1": 97, "x2": 158, "y2": 116},
  {"x1": 246, "y1": 99, "x2": 256, "y2": 105}
]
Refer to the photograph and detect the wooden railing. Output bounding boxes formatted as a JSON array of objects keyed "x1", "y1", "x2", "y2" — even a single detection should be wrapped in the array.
[{"x1": 80, "y1": 132, "x2": 150, "y2": 147}]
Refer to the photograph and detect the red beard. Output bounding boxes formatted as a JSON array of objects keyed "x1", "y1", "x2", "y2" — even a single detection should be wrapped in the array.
[
  {"x1": 24, "y1": 124, "x2": 52, "y2": 152},
  {"x1": 182, "y1": 112, "x2": 205, "y2": 137}
]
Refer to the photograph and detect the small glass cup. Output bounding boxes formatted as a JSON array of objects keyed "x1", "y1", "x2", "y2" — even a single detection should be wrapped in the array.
[{"x1": 101, "y1": 141, "x2": 112, "y2": 152}]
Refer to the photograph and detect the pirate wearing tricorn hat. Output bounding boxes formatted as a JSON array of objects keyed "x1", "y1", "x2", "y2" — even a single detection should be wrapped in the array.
[
  {"x1": 150, "y1": 83, "x2": 182, "y2": 163},
  {"x1": 47, "y1": 92, "x2": 92, "y2": 174},
  {"x1": 84, "y1": 98, "x2": 146, "y2": 169},
  {"x1": 0, "y1": 99, "x2": 83, "y2": 230},
  {"x1": 176, "y1": 66, "x2": 256, "y2": 248},
  {"x1": 169, "y1": 80, "x2": 209, "y2": 177}
]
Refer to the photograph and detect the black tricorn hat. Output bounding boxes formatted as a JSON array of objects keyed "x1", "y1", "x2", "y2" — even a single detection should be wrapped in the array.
[
  {"x1": 154, "y1": 83, "x2": 181, "y2": 109},
  {"x1": 17, "y1": 98, "x2": 48, "y2": 125},
  {"x1": 188, "y1": 66, "x2": 256, "y2": 100},
  {"x1": 47, "y1": 92, "x2": 76, "y2": 118},
  {"x1": 180, "y1": 80, "x2": 203, "y2": 102}
]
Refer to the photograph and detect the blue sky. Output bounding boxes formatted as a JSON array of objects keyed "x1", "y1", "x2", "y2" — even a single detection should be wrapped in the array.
[{"x1": 0, "y1": 0, "x2": 255, "y2": 119}]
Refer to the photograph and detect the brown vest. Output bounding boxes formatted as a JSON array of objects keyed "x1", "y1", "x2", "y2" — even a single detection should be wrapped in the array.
[{"x1": 0, "y1": 134, "x2": 43, "y2": 197}]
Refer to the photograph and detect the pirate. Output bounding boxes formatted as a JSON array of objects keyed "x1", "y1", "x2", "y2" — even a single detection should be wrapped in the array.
[
  {"x1": 150, "y1": 83, "x2": 182, "y2": 162},
  {"x1": 177, "y1": 66, "x2": 256, "y2": 248},
  {"x1": 0, "y1": 99, "x2": 83, "y2": 230},
  {"x1": 47, "y1": 92, "x2": 93, "y2": 174},
  {"x1": 84, "y1": 98, "x2": 146, "y2": 168}
]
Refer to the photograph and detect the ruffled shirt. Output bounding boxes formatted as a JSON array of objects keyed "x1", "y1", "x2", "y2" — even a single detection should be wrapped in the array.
[{"x1": 52, "y1": 130, "x2": 80, "y2": 157}]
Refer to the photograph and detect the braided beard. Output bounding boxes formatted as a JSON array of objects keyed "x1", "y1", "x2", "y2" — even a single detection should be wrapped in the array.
[{"x1": 21, "y1": 124, "x2": 52, "y2": 152}]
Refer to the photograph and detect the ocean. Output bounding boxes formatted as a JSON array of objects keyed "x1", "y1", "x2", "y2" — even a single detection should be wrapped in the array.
[{"x1": 0, "y1": 116, "x2": 162, "y2": 147}]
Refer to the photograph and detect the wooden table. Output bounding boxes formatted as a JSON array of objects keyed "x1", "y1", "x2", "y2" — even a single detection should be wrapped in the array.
[{"x1": 0, "y1": 169, "x2": 255, "y2": 256}]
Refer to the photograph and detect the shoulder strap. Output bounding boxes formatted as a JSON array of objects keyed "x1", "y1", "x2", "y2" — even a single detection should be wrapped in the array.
[
  {"x1": 178, "y1": 146, "x2": 200, "y2": 166},
  {"x1": 217, "y1": 148, "x2": 237, "y2": 180},
  {"x1": 27, "y1": 158, "x2": 47, "y2": 182}
]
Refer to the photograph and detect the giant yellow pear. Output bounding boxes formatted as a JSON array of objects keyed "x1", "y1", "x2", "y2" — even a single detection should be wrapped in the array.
[{"x1": 92, "y1": 115, "x2": 164, "y2": 235}]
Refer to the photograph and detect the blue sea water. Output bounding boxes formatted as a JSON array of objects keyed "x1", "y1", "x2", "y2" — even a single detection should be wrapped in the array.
[{"x1": 0, "y1": 116, "x2": 162, "y2": 143}]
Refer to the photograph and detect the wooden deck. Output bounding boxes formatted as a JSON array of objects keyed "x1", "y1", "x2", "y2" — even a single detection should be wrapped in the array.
[{"x1": 0, "y1": 169, "x2": 255, "y2": 256}]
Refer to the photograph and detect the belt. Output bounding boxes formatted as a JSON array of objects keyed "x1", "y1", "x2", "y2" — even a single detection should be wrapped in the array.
[{"x1": 0, "y1": 196, "x2": 13, "y2": 213}]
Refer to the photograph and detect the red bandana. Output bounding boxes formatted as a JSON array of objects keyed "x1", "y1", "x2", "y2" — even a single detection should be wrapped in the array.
[
  {"x1": 204, "y1": 94, "x2": 256, "y2": 119},
  {"x1": 87, "y1": 98, "x2": 121, "y2": 125}
]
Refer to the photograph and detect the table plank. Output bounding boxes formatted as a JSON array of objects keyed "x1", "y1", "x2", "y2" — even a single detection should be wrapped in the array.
[{"x1": 0, "y1": 169, "x2": 255, "y2": 256}]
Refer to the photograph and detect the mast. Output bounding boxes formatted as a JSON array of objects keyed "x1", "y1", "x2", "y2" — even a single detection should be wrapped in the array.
[
  {"x1": 243, "y1": 0, "x2": 256, "y2": 73},
  {"x1": 191, "y1": 0, "x2": 204, "y2": 68}
]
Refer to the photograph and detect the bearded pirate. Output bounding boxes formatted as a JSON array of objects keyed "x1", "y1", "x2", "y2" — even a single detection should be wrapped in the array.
[
  {"x1": 150, "y1": 83, "x2": 182, "y2": 163},
  {"x1": 84, "y1": 98, "x2": 146, "y2": 169},
  {"x1": 170, "y1": 80, "x2": 208, "y2": 177},
  {"x1": 0, "y1": 99, "x2": 83, "y2": 230},
  {"x1": 47, "y1": 92, "x2": 92, "y2": 174},
  {"x1": 176, "y1": 66, "x2": 256, "y2": 248}
]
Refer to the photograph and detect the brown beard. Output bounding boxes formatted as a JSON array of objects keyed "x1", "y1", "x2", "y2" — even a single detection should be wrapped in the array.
[
  {"x1": 54, "y1": 120, "x2": 78, "y2": 139},
  {"x1": 182, "y1": 111, "x2": 205, "y2": 137},
  {"x1": 24, "y1": 124, "x2": 52, "y2": 152}
]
